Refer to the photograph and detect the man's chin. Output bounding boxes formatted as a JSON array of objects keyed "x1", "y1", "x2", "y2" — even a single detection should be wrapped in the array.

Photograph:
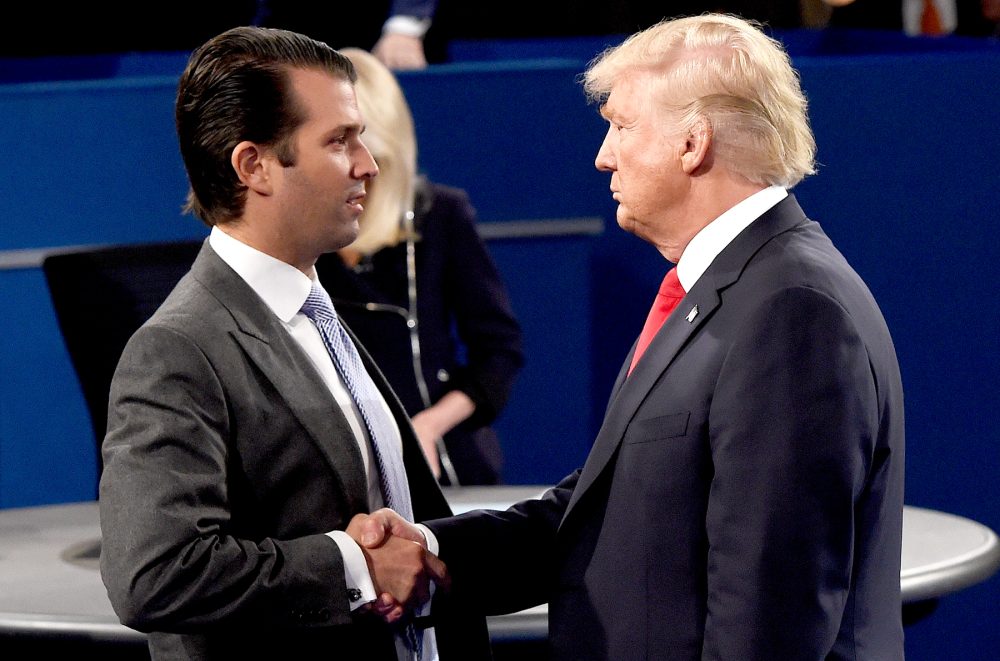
[
  {"x1": 322, "y1": 236, "x2": 358, "y2": 255},
  {"x1": 615, "y1": 212, "x2": 637, "y2": 235}
]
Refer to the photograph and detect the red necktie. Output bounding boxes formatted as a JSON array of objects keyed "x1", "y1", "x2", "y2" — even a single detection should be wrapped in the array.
[
  {"x1": 628, "y1": 267, "x2": 686, "y2": 376},
  {"x1": 922, "y1": 0, "x2": 943, "y2": 34}
]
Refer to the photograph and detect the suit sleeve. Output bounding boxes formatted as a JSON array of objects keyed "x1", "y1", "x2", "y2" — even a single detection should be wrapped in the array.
[
  {"x1": 703, "y1": 286, "x2": 879, "y2": 660},
  {"x1": 424, "y1": 471, "x2": 578, "y2": 615},
  {"x1": 99, "y1": 324, "x2": 351, "y2": 632}
]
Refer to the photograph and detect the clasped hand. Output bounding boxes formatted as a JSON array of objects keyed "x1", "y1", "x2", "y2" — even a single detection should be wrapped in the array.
[{"x1": 346, "y1": 509, "x2": 448, "y2": 623}]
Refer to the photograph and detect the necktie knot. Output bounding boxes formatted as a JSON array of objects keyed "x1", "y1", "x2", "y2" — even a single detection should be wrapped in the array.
[
  {"x1": 656, "y1": 267, "x2": 685, "y2": 303},
  {"x1": 628, "y1": 267, "x2": 686, "y2": 376},
  {"x1": 301, "y1": 284, "x2": 337, "y2": 325}
]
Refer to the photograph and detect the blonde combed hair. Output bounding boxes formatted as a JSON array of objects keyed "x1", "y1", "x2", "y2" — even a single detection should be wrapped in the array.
[
  {"x1": 341, "y1": 47, "x2": 419, "y2": 255},
  {"x1": 583, "y1": 13, "x2": 816, "y2": 188}
]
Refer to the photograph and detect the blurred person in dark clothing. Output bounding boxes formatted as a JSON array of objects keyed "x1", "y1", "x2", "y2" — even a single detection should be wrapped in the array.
[{"x1": 316, "y1": 47, "x2": 524, "y2": 486}]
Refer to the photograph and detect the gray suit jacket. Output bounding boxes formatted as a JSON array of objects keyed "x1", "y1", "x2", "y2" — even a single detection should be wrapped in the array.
[
  {"x1": 428, "y1": 195, "x2": 905, "y2": 661},
  {"x1": 99, "y1": 241, "x2": 490, "y2": 659}
]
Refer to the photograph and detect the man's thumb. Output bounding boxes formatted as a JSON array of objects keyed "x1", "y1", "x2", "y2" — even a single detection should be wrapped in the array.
[{"x1": 361, "y1": 514, "x2": 387, "y2": 547}]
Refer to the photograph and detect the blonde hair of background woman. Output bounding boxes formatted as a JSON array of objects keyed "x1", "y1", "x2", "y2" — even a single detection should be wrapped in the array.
[{"x1": 341, "y1": 47, "x2": 419, "y2": 256}]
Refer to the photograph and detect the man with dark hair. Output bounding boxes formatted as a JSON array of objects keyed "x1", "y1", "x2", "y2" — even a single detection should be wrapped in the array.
[{"x1": 99, "y1": 26, "x2": 488, "y2": 660}]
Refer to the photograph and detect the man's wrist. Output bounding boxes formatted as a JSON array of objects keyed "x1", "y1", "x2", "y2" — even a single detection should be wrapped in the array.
[
  {"x1": 327, "y1": 530, "x2": 377, "y2": 610},
  {"x1": 415, "y1": 523, "x2": 439, "y2": 555}
]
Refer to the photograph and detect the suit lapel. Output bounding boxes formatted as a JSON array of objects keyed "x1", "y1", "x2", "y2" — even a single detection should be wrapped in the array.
[
  {"x1": 563, "y1": 286, "x2": 720, "y2": 519},
  {"x1": 189, "y1": 242, "x2": 369, "y2": 505},
  {"x1": 562, "y1": 195, "x2": 809, "y2": 523}
]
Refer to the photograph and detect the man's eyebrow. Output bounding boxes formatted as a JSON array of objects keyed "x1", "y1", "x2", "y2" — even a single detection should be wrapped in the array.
[{"x1": 321, "y1": 122, "x2": 362, "y2": 139}]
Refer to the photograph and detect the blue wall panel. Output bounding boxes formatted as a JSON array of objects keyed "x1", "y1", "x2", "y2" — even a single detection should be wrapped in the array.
[
  {"x1": 487, "y1": 235, "x2": 596, "y2": 484},
  {"x1": 0, "y1": 78, "x2": 197, "y2": 251}
]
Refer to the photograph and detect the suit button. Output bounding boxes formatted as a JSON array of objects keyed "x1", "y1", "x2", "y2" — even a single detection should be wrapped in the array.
[
  {"x1": 318, "y1": 607, "x2": 331, "y2": 621},
  {"x1": 437, "y1": 369, "x2": 449, "y2": 382}
]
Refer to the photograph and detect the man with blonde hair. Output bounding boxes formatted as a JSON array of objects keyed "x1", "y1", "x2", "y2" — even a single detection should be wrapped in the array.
[{"x1": 359, "y1": 13, "x2": 905, "y2": 661}]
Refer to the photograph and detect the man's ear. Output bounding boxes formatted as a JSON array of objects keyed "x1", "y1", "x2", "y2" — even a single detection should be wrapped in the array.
[
  {"x1": 231, "y1": 141, "x2": 274, "y2": 195},
  {"x1": 680, "y1": 117, "x2": 712, "y2": 175}
]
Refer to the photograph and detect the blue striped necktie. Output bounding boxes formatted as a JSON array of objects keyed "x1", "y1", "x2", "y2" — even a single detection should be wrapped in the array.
[
  {"x1": 300, "y1": 283, "x2": 414, "y2": 520},
  {"x1": 300, "y1": 283, "x2": 424, "y2": 658}
]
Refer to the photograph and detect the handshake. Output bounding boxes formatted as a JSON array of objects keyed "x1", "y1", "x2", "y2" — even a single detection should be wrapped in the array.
[{"x1": 346, "y1": 509, "x2": 448, "y2": 623}]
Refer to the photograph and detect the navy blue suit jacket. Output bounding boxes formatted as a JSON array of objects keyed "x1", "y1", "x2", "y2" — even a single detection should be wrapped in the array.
[{"x1": 427, "y1": 194, "x2": 905, "y2": 661}]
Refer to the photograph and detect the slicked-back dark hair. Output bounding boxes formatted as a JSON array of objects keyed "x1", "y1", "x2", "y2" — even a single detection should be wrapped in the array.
[{"x1": 175, "y1": 26, "x2": 356, "y2": 226}]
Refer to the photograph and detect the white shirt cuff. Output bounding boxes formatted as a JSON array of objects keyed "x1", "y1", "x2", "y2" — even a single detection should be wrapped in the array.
[
  {"x1": 415, "y1": 523, "x2": 439, "y2": 555},
  {"x1": 415, "y1": 523, "x2": 437, "y2": 620},
  {"x1": 382, "y1": 15, "x2": 432, "y2": 38},
  {"x1": 328, "y1": 530, "x2": 377, "y2": 611}
]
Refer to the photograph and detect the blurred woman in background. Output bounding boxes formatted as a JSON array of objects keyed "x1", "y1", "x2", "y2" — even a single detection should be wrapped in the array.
[{"x1": 316, "y1": 47, "x2": 524, "y2": 485}]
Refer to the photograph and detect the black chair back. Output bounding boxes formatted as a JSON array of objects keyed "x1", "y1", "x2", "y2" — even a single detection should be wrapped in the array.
[{"x1": 42, "y1": 239, "x2": 203, "y2": 494}]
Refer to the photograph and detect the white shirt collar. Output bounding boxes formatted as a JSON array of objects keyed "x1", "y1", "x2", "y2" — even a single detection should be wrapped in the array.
[
  {"x1": 676, "y1": 186, "x2": 787, "y2": 291},
  {"x1": 209, "y1": 226, "x2": 316, "y2": 323}
]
